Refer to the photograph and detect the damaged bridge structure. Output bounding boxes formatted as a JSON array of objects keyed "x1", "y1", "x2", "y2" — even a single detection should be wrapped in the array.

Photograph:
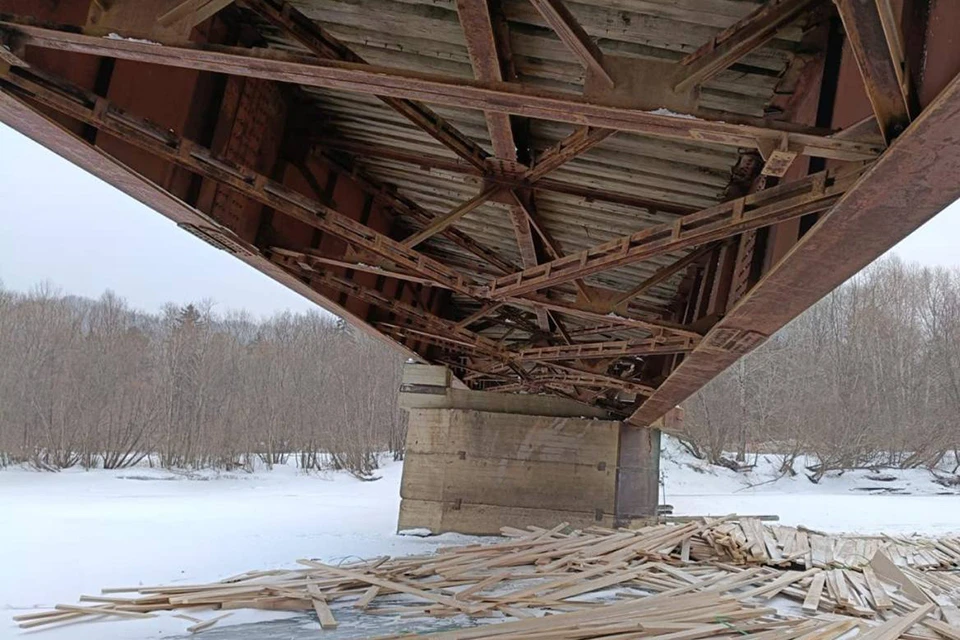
[{"x1": 2, "y1": 0, "x2": 959, "y2": 533}]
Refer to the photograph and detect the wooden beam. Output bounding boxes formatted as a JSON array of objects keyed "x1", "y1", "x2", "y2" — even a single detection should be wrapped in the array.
[
  {"x1": 834, "y1": 0, "x2": 911, "y2": 143},
  {"x1": 527, "y1": 0, "x2": 613, "y2": 86},
  {"x1": 485, "y1": 165, "x2": 866, "y2": 299},
  {"x1": 239, "y1": 0, "x2": 492, "y2": 173},
  {"x1": 3, "y1": 21, "x2": 883, "y2": 162},
  {"x1": 675, "y1": 0, "x2": 824, "y2": 92},
  {"x1": 0, "y1": 66, "x2": 477, "y2": 298}
]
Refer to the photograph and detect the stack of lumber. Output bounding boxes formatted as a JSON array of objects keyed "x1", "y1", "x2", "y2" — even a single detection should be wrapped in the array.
[
  {"x1": 696, "y1": 520, "x2": 960, "y2": 571},
  {"x1": 14, "y1": 518, "x2": 960, "y2": 639}
]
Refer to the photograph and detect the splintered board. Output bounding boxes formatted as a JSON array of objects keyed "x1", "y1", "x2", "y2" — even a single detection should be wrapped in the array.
[{"x1": 17, "y1": 518, "x2": 960, "y2": 639}]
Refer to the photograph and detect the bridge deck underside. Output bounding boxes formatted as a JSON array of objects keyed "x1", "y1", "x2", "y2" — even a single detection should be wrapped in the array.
[{"x1": 0, "y1": 0, "x2": 958, "y2": 423}]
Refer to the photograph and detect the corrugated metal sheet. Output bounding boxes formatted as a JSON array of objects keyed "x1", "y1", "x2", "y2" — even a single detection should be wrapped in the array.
[{"x1": 249, "y1": 0, "x2": 807, "y2": 339}]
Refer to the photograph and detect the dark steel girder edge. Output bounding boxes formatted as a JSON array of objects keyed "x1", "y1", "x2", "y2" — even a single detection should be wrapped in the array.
[
  {"x1": 0, "y1": 20, "x2": 884, "y2": 162},
  {"x1": 0, "y1": 85, "x2": 429, "y2": 366}
]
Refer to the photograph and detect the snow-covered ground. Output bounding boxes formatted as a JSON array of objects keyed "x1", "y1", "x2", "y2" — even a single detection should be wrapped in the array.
[
  {"x1": 3, "y1": 441, "x2": 960, "y2": 639},
  {"x1": 659, "y1": 438, "x2": 960, "y2": 536}
]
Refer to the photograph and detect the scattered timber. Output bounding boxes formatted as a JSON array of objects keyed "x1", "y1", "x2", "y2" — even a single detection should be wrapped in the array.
[{"x1": 13, "y1": 518, "x2": 960, "y2": 638}]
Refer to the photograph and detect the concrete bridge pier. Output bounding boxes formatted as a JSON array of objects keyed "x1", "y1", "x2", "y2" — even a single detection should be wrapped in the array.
[{"x1": 396, "y1": 365, "x2": 661, "y2": 535}]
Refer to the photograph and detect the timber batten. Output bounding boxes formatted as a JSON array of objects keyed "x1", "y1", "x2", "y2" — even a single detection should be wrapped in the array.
[{"x1": 0, "y1": 0, "x2": 958, "y2": 424}]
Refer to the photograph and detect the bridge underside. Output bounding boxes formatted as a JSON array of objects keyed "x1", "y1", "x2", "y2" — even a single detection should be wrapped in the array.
[{"x1": 1, "y1": 0, "x2": 959, "y2": 424}]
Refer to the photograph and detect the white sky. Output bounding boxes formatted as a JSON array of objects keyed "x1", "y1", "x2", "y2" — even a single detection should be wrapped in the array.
[{"x1": 1, "y1": 123, "x2": 958, "y2": 316}]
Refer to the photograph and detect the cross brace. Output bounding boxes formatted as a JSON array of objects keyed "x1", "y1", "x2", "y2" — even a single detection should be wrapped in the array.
[{"x1": 1, "y1": 20, "x2": 883, "y2": 162}]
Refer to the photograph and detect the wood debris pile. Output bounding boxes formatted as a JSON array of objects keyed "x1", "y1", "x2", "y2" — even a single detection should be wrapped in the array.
[{"x1": 14, "y1": 518, "x2": 960, "y2": 638}]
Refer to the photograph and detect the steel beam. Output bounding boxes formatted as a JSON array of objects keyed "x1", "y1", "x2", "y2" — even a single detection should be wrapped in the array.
[
  {"x1": 314, "y1": 147, "x2": 518, "y2": 274},
  {"x1": 240, "y1": 0, "x2": 492, "y2": 173},
  {"x1": 400, "y1": 126, "x2": 613, "y2": 247},
  {"x1": 2, "y1": 21, "x2": 883, "y2": 162},
  {"x1": 485, "y1": 165, "x2": 865, "y2": 299},
  {"x1": 631, "y1": 70, "x2": 960, "y2": 425},
  {"x1": 527, "y1": 0, "x2": 613, "y2": 86},
  {"x1": 675, "y1": 0, "x2": 825, "y2": 92},
  {"x1": 516, "y1": 336, "x2": 698, "y2": 362},
  {"x1": 834, "y1": 0, "x2": 911, "y2": 143},
  {"x1": 314, "y1": 139, "x2": 695, "y2": 215},
  {"x1": 610, "y1": 244, "x2": 718, "y2": 309},
  {"x1": 0, "y1": 66, "x2": 477, "y2": 297}
]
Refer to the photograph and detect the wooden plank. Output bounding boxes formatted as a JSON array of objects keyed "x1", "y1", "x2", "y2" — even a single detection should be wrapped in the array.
[
  {"x1": 186, "y1": 612, "x2": 232, "y2": 633},
  {"x1": 311, "y1": 598, "x2": 338, "y2": 629},
  {"x1": 801, "y1": 572, "x2": 825, "y2": 613},
  {"x1": 862, "y1": 566, "x2": 893, "y2": 610}
]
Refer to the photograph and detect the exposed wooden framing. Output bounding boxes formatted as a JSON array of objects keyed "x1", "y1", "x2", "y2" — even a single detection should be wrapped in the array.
[
  {"x1": 238, "y1": 0, "x2": 492, "y2": 173},
  {"x1": 527, "y1": 0, "x2": 613, "y2": 87},
  {"x1": 516, "y1": 335, "x2": 698, "y2": 362},
  {"x1": 486, "y1": 165, "x2": 866, "y2": 299},
  {"x1": 675, "y1": 0, "x2": 825, "y2": 92},
  {"x1": 1, "y1": 21, "x2": 883, "y2": 162},
  {"x1": 0, "y1": 66, "x2": 477, "y2": 298},
  {"x1": 313, "y1": 147, "x2": 518, "y2": 275},
  {"x1": 834, "y1": 0, "x2": 911, "y2": 143},
  {"x1": 315, "y1": 138, "x2": 693, "y2": 216}
]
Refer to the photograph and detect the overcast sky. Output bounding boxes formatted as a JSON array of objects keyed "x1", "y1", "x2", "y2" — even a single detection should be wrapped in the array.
[{"x1": 1, "y1": 123, "x2": 958, "y2": 317}]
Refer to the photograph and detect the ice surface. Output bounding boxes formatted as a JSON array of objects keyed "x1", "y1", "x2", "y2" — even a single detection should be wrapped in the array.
[{"x1": 3, "y1": 440, "x2": 959, "y2": 639}]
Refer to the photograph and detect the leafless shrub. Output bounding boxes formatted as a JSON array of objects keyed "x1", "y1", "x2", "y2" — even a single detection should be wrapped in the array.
[
  {"x1": 0, "y1": 284, "x2": 406, "y2": 476},
  {"x1": 681, "y1": 257, "x2": 960, "y2": 479}
]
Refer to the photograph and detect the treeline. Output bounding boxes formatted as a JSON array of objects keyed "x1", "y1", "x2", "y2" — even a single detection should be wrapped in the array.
[
  {"x1": 0, "y1": 284, "x2": 406, "y2": 477},
  {"x1": 681, "y1": 257, "x2": 960, "y2": 480}
]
